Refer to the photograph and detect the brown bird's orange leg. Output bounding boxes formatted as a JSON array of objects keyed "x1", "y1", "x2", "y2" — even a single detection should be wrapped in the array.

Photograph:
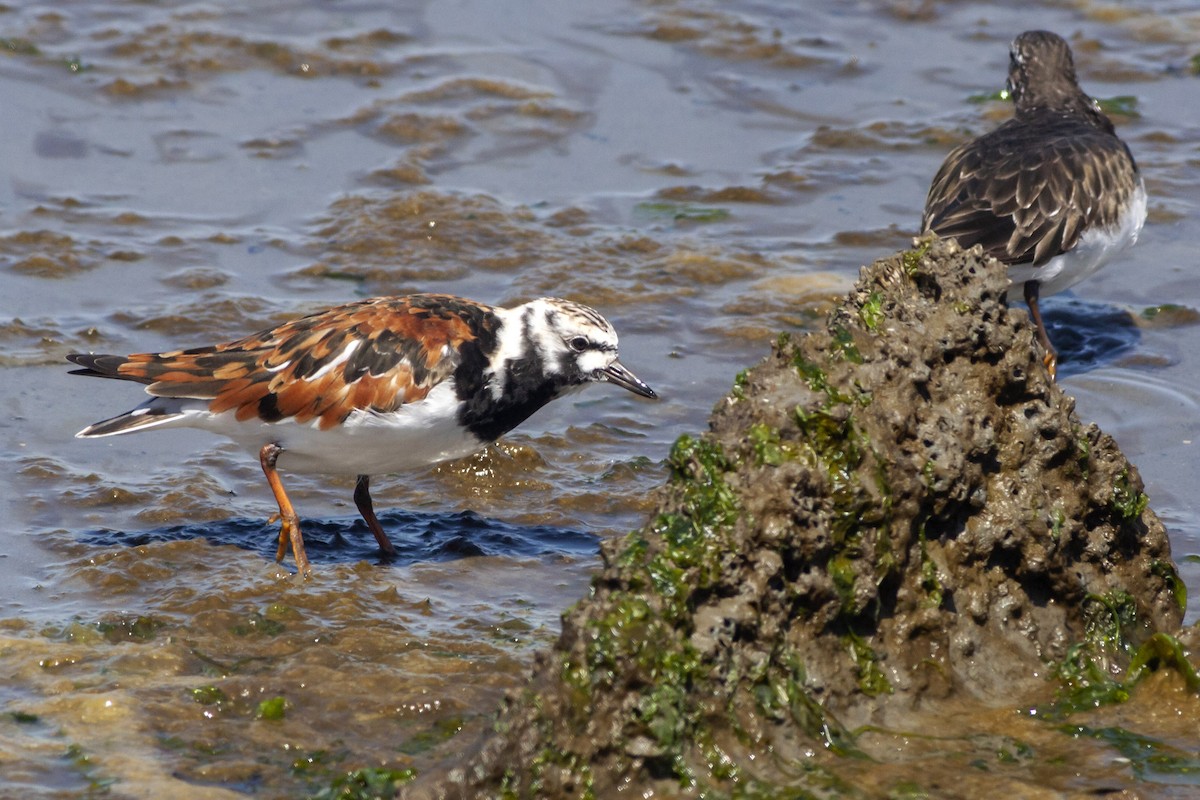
[
  {"x1": 354, "y1": 475, "x2": 397, "y2": 558},
  {"x1": 1023, "y1": 280, "x2": 1057, "y2": 381},
  {"x1": 259, "y1": 443, "x2": 311, "y2": 578}
]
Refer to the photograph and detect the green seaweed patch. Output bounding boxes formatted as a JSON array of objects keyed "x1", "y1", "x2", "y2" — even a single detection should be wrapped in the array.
[
  {"x1": 1050, "y1": 591, "x2": 1138, "y2": 717},
  {"x1": 828, "y1": 553, "x2": 859, "y2": 610},
  {"x1": 556, "y1": 434, "x2": 747, "y2": 787},
  {"x1": 793, "y1": 405, "x2": 888, "y2": 556},
  {"x1": 63, "y1": 743, "x2": 115, "y2": 793},
  {"x1": 1096, "y1": 95, "x2": 1139, "y2": 118},
  {"x1": 844, "y1": 632, "x2": 893, "y2": 697},
  {"x1": 993, "y1": 738, "x2": 1035, "y2": 765},
  {"x1": 1111, "y1": 469, "x2": 1148, "y2": 521},
  {"x1": 0, "y1": 37, "x2": 40, "y2": 57},
  {"x1": 8, "y1": 710, "x2": 39, "y2": 724},
  {"x1": 858, "y1": 291, "x2": 884, "y2": 332},
  {"x1": 398, "y1": 716, "x2": 464, "y2": 756},
  {"x1": 730, "y1": 367, "x2": 751, "y2": 401},
  {"x1": 509, "y1": 749, "x2": 596, "y2": 800},
  {"x1": 1049, "y1": 593, "x2": 1199, "y2": 719},
  {"x1": 966, "y1": 88, "x2": 1010, "y2": 104},
  {"x1": 309, "y1": 767, "x2": 417, "y2": 800},
  {"x1": 918, "y1": 524, "x2": 944, "y2": 609},
  {"x1": 1049, "y1": 506, "x2": 1066, "y2": 541},
  {"x1": 831, "y1": 325, "x2": 864, "y2": 363},
  {"x1": 290, "y1": 748, "x2": 345, "y2": 777},
  {"x1": 1073, "y1": 428, "x2": 1092, "y2": 479},
  {"x1": 749, "y1": 422, "x2": 794, "y2": 466},
  {"x1": 233, "y1": 611, "x2": 286, "y2": 637},
  {"x1": 752, "y1": 654, "x2": 859, "y2": 756},
  {"x1": 1060, "y1": 725, "x2": 1200, "y2": 782},
  {"x1": 256, "y1": 696, "x2": 288, "y2": 721},
  {"x1": 96, "y1": 614, "x2": 164, "y2": 643},
  {"x1": 190, "y1": 685, "x2": 229, "y2": 706},
  {"x1": 633, "y1": 201, "x2": 731, "y2": 224},
  {"x1": 900, "y1": 239, "x2": 932, "y2": 276},
  {"x1": 888, "y1": 780, "x2": 932, "y2": 799},
  {"x1": 791, "y1": 353, "x2": 865, "y2": 409},
  {"x1": 1126, "y1": 633, "x2": 1200, "y2": 692},
  {"x1": 646, "y1": 434, "x2": 739, "y2": 584},
  {"x1": 1151, "y1": 560, "x2": 1187, "y2": 612},
  {"x1": 1139, "y1": 303, "x2": 1200, "y2": 327}
]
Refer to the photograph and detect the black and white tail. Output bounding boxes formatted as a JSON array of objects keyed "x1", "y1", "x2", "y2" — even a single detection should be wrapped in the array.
[{"x1": 68, "y1": 353, "x2": 186, "y2": 438}]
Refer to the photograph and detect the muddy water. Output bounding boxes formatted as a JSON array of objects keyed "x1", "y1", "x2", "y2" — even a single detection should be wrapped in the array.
[{"x1": 1, "y1": 0, "x2": 1198, "y2": 796}]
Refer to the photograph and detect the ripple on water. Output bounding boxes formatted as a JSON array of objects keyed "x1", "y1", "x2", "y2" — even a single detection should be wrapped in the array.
[{"x1": 76, "y1": 508, "x2": 597, "y2": 570}]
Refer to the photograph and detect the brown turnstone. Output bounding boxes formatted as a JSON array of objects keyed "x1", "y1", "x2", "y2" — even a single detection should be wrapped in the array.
[
  {"x1": 922, "y1": 30, "x2": 1146, "y2": 378},
  {"x1": 68, "y1": 294, "x2": 657, "y2": 577}
]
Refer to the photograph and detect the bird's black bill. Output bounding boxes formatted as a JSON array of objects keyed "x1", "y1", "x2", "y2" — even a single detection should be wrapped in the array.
[{"x1": 602, "y1": 361, "x2": 657, "y2": 399}]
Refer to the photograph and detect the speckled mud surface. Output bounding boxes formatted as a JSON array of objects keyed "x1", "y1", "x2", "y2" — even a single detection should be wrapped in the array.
[{"x1": 3, "y1": 0, "x2": 1200, "y2": 797}]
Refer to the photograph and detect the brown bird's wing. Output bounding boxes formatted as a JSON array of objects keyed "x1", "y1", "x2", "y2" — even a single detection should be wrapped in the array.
[
  {"x1": 69, "y1": 295, "x2": 493, "y2": 431},
  {"x1": 922, "y1": 113, "x2": 1139, "y2": 267}
]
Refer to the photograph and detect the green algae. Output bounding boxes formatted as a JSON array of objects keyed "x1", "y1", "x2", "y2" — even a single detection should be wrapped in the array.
[
  {"x1": 256, "y1": 696, "x2": 288, "y2": 721},
  {"x1": 749, "y1": 422, "x2": 792, "y2": 466},
  {"x1": 1111, "y1": 469, "x2": 1149, "y2": 521},
  {"x1": 310, "y1": 767, "x2": 417, "y2": 800},
  {"x1": 1126, "y1": 633, "x2": 1200, "y2": 692},
  {"x1": 750, "y1": 653, "x2": 858, "y2": 757},
  {"x1": 1152, "y1": 560, "x2": 1187, "y2": 612},
  {"x1": 844, "y1": 632, "x2": 892, "y2": 697},
  {"x1": 857, "y1": 292, "x2": 884, "y2": 332},
  {"x1": 1060, "y1": 725, "x2": 1200, "y2": 782},
  {"x1": 633, "y1": 201, "x2": 731, "y2": 224},
  {"x1": 1096, "y1": 95, "x2": 1139, "y2": 118},
  {"x1": 899, "y1": 239, "x2": 931, "y2": 276},
  {"x1": 63, "y1": 742, "x2": 116, "y2": 793},
  {"x1": 830, "y1": 326, "x2": 863, "y2": 364},
  {"x1": 0, "y1": 37, "x2": 40, "y2": 57},
  {"x1": 95, "y1": 614, "x2": 164, "y2": 642},
  {"x1": 548, "y1": 433, "x2": 741, "y2": 788},
  {"x1": 731, "y1": 368, "x2": 752, "y2": 401},
  {"x1": 398, "y1": 716, "x2": 464, "y2": 755},
  {"x1": 190, "y1": 685, "x2": 228, "y2": 706},
  {"x1": 233, "y1": 611, "x2": 286, "y2": 636},
  {"x1": 1050, "y1": 593, "x2": 1197, "y2": 719}
]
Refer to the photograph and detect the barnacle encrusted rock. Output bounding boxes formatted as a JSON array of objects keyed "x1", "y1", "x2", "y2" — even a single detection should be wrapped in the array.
[{"x1": 410, "y1": 237, "x2": 1183, "y2": 798}]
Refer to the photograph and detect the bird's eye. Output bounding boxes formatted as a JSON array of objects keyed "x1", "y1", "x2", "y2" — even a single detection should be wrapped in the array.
[{"x1": 568, "y1": 336, "x2": 589, "y2": 353}]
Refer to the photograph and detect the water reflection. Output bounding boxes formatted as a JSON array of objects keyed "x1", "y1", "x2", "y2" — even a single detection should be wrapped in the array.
[{"x1": 77, "y1": 509, "x2": 596, "y2": 568}]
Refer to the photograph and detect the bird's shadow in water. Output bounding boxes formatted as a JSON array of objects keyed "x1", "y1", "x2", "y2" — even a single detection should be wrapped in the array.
[
  {"x1": 1041, "y1": 295, "x2": 1141, "y2": 379},
  {"x1": 78, "y1": 509, "x2": 598, "y2": 568}
]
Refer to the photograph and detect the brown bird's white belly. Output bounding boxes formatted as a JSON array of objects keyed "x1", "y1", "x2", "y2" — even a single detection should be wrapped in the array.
[
  {"x1": 188, "y1": 381, "x2": 485, "y2": 475},
  {"x1": 1006, "y1": 180, "x2": 1147, "y2": 301}
]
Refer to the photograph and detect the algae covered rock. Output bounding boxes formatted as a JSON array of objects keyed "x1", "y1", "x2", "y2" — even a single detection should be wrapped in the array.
[{"x1": 413, "y1": 237, "x2": 1183, "y2": 798}]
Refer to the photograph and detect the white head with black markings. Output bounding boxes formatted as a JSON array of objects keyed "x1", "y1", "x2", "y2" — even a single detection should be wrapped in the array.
[{"x1": 502, "y1": 297, "x2": 656, "y2": 400}]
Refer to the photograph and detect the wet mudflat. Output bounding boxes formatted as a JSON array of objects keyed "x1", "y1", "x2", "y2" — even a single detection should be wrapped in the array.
[{"x1": 2, "y1": 0, "x2": 1199, "y2": 797}]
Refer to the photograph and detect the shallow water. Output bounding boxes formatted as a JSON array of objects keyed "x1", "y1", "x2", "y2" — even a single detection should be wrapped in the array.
[{"x1": 2, "y1": 0, "x2": 1200, "y2": 796}]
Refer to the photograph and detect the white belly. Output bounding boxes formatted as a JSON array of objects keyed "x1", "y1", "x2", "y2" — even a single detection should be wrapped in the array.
[
  {"x1": 187, "y1": 381, "x2": 484, "y2": 475},
  {"x1": 1006, "y1": 180, "x2": 1146, "y2": 300}
]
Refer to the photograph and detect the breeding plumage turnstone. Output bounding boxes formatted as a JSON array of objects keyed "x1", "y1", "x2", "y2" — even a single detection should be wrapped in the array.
[
  {"x1": 922, "y1": 30, "x2": 1146, "y2": 378},
  {"x1": 68, "y1": 294, "x2": 656, "y2": 577}
]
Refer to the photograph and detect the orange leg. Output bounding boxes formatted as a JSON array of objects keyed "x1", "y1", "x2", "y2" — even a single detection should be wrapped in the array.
[
  {"x1": 354, "y1": 475, "x2": 397, "y2": 557},
  {"x1": 259, "y1": 443, "x2": 311, "y2": 578},
  {"x1": 1023, "y1": 280, "x2": 1057, "y2": 381}
]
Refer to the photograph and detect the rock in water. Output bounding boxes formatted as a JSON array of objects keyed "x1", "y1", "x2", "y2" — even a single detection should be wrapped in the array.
[{"x1": 411, "y1": 237, "x2": 1183, "y2": 799}]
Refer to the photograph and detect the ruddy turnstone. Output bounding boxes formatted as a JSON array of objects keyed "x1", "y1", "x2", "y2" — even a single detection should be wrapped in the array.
[
  {"x1": 922, "y1": 30, "x2": 1146, "y2": 378},
  {"x1": 68, "y1": 294, "x2": 656, "y2": 577}
]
